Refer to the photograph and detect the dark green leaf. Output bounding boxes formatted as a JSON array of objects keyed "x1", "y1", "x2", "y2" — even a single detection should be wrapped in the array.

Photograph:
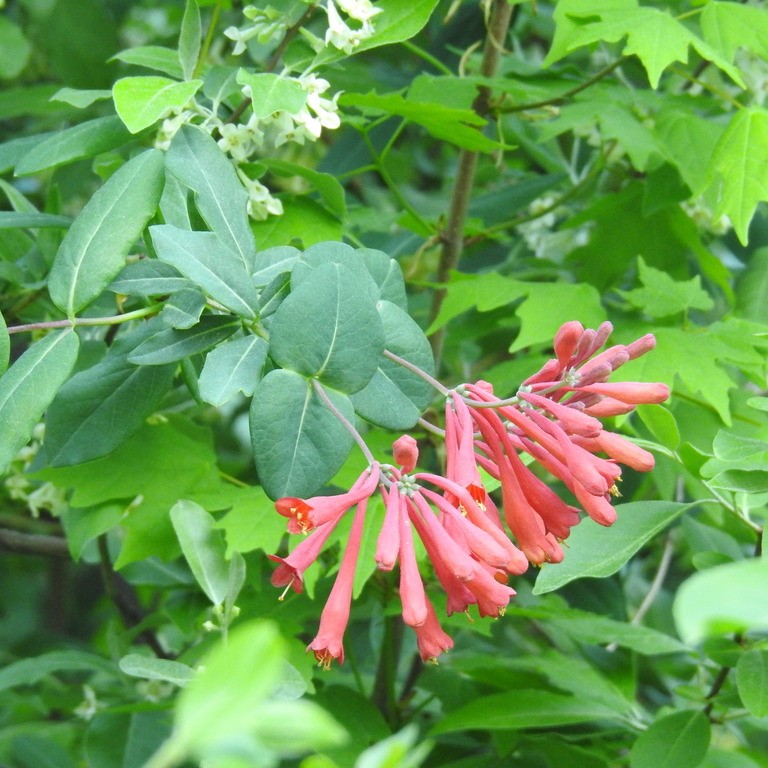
[
  {"x1": 44, "y1": 323, "x2": 177, "y2": 466},
  {"x1": 269, "y1": 260, "x2": 385, "y2": 394},
  {"x1": 0, "y1": 330, "x2": 79, "y2": 473},
  {"x1": 166, "y1": 125, "x2": 256, "y2": 273},
  {"x1": 127, "y1": 315, "x2": 239, "y2": 365},
  {"x1": 160, "y1": 287, "x2": 207, "y2": 329},
  {"x1": 629, "y1": 710, "x2": 710, "y2": 768},
  {"x1": 0, "y1": 650, "x2": 114, "y2": 692},
  {"x1": 150, "y1": 224, "x2": 259, "y2": 318},
  {"x1": 432, "y1": 690, "x2": 624, "y2": 734},
  {"x1": 250, "y1": 369, "x2": 354, "y2": 499},
  {"x1": 198, "y1": 334, "x2": 268, "y2": 406},
  {"x1": 534, "y1": 501, "x2": 694, "y2": 594},
  {"x1": 109, "y1": 260, "x2": 190, "y2": 297},
  {"x1": 13, "y1": 736, "x2": 75, "y2": 768},
  {"x1": 48, "y1": 149, "x2": 166, "y2": 315},
  {"x1": 14, "y1": 116, "x2": 132, "y2": 176},
  {"x1": 351, "y1": 301, "x2": 435, "y2": 429}
]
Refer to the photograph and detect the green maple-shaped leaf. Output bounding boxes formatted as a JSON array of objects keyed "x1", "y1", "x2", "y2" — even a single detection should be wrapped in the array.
[
  {"x1": 701, "y1": 1, "x2": 768, "y2": 63},
  {"x1": 619, "y1": 257, "x2": 714, "y2": 318},
  {"x1": 703, "y1": 108, "x2": 768, "y2": 245},
  {"x1": 564, "y1": 6, "x2": 744, "y2": 89}
]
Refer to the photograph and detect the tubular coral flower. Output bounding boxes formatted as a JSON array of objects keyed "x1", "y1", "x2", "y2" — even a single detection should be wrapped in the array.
[
  {"x1": 307, "y1": 501, "x2": 368, "y2": 668},
  {"x1": 577, "y1": 381, "x2": 670, "y2": 404},
  {"x1": 415, "y1": 597, "x2": 454, "y2": 663},
  {"x1": 375, "y1": 485, "x2": 401, "y2": 570},
  {"x1": 399, "y1": 497, "x2": 428, "y2": 628},
  {"x1": 275, "y1": 463, "x2": 379, "y2": 534},
  {"x1": 553, "y1": 320, "x2": 584, "y2": 368},
  {"x1": 574, "y1": 431, "x2": 655, "y2": 472}
]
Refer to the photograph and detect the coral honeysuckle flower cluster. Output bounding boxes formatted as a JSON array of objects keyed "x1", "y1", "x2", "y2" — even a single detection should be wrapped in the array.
[{"x1": 269, "y1": 321, "x2": 670, "y2": 669}]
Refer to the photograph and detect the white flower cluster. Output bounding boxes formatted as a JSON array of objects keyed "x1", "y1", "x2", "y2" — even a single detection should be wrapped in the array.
[
  {"x1": 325, "y1": 0, "x2": 383, "y2": 55},
  {"x1": 3, "y1": 423, "x2": 68, "y2": 518},
  {"x1": 225, "y1": 1, "x2": 383, "y2": 59},
  {"x1": 682, "y1": 198, "x2": 732, "y2": 236},
  {"x1": 223, "y1": 6, "x2": 288, "y2": 56},
  {"x1": 154, "y1": 74, "x2": 342, "y2": 220}
]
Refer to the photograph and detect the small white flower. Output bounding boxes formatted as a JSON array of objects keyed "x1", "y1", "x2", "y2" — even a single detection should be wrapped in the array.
[
  {"x1": 336, "y1": 0, "x2": 383, "y2": 23},
  {"x1": 326, "y1": 0, "x2": 367, "y2": 54},
  {"x1": 217, "y1": 122, "x2": 264, "y2": 162},
  {"x1": 239, "y1": 171, "x2": 284, "y2": 220}
]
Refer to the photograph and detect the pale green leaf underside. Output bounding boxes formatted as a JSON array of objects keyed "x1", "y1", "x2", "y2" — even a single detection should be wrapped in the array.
[{"x1": 113, "y1": 76, "x2": 203, "y2": 133}]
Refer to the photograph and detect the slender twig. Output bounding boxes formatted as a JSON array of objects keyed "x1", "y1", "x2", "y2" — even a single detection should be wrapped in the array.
[
  {"x1": 606, "y1": 533, "x2": 675, "y2": 652},
  {"x1": 194, "y1": 0, "x2": 224, "y2": 79},
  {"x1": 428, "y1": 0, "x2": 515, "y2": 366},
  {"x1": 401, "y1": 40, "x2": 454, "y2": 76},
  {"x1": 362, "y1": 130, "x2": 433, "y2": 234},
  {"x1": 499, "y1": 59, "x2": 623, "y2": 115},
  {"x1": 383, "y1": 349, "x2": 450, "y2": 395},
  {"x1": 0, "y1": 528, "x2": 69, "y2": 558},
  {"x1": 417, "y1": 417, "x2": 446, "y2": 437},
  {"x1": 311, "y1": 379, "x2": 375, "y2": 464},
  {"x1": 7, "y1": 305, "x2": 161, "y2": 335}
]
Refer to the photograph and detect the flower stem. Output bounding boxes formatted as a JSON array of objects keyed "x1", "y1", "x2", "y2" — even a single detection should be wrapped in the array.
[
  {"x1": 7, "y1": 305, "x2": 161, "y2": 335},
  {"x1": 383, "y1": 349, "x2": 450, "y2": 395},
  {"x1": 311, "y1": 379, "x2": 375, "y2": 464},
  {"x1": 194, "y1": 0, "x2": 224, "y2": 79}
]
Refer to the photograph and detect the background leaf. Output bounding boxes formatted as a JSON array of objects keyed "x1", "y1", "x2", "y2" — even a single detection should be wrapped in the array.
[
  {"x1": 629, "y1": 710, "x2": 710, "y2": 768},
  {"x1": 0, "y1": 330, "x2": 79, "y2": 473},
  {"x1": 534, "y1": 502, "x2": 692, "y2": 594},
  {"x1": 44, "y1": 323, "x2": 177, "y2": 466}
]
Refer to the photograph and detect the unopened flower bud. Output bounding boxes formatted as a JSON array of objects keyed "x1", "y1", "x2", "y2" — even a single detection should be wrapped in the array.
[{"x1": 393, "y1": 435, "x2": 419, "y2": 472}]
